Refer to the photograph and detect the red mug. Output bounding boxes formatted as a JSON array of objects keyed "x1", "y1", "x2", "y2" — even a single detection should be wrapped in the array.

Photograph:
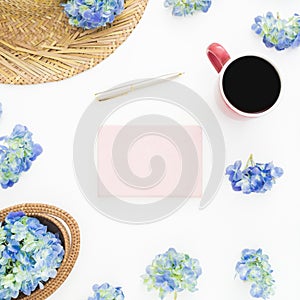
[{"x1": 207, "y1": 43, "x2": 282, "y2": 118}]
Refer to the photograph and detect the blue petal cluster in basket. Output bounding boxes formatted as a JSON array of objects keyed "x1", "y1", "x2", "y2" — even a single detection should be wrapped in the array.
[
  {"x1": 63, "y1": 0, "x2": 124, "y2": 29},
  {"x1": 0, "y1": 212, "x2": 64, "y2": 299}
]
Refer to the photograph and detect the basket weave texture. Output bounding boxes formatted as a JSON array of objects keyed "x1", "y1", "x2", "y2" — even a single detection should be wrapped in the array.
[
  {"x1": 0, "y1": 203, "x2": 80, "y2": 299},
  {"x1": 0, "y1": 0, "x2": 148, "y2": 85}
]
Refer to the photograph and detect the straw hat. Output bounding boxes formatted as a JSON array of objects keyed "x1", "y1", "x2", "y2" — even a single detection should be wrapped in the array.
[{"x1": 0, "y1": 0, "x2": 148, "y2": 84}]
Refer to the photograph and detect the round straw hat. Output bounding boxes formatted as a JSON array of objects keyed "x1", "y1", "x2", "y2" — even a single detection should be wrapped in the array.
[
  {"x1": 0, "y1": 0, "x2": 148, "y2": 85},
  {"x1": 0, "y1": 203, "x2": 80, "y2": 299}
]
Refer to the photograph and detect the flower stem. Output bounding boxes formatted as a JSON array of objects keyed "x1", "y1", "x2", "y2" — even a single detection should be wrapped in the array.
[
  {"x1": 174, "y1": 291, "x2": 178, "y2": 300},
  {"x1": 245, "y1": 154, "x2": 254, "y2": 168}
]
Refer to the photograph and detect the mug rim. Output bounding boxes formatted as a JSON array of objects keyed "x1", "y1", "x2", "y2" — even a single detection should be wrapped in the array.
[{"x1": 219, "y1": 52, "x2": 282, "y2": 118}]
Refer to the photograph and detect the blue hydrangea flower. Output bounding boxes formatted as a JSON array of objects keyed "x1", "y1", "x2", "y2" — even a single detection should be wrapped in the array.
[
  {"x1": 226, "y1": 155, "x2": 283, "y2": 194},
  {"x1": 252, "y1": 12, "x2": 300, "y2": 50},
  {"x1": 0, "y1": 124, "x2": 42, "y2": 189},
  {"x1": 236, "y1": 249, "x2": 275, "y2": 299},
  {"x1": 5, "y1": 211, "x2": 25, "y2": 224},
  {"x1": 63, "y1": 0, "x2": 124, "y2": 29},
  {"x1": 142, "y1": 248, "x2": 202, "y2": 299},
  {"x1": 0, "y1": 211, "x2": 64, "y2": 299},
  {"x1": 88, "y1": 282, "x2": 125, "y2": 300},
  {"x1": 164, "y1": 0, "x2": 211, "y2": 16}
]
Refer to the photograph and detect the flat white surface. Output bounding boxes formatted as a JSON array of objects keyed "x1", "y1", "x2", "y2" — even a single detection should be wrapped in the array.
[{"x1": 1, "y1": 0, "x2": 300, "y2": 299}]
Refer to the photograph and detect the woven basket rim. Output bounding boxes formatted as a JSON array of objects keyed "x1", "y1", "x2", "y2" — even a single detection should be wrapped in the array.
[
  {"x1": 0, "y1": 0, "x2": 148, "y2": 85},
  {"x1": 0, "y1": 203, "x2": 80, "y2": 300}
]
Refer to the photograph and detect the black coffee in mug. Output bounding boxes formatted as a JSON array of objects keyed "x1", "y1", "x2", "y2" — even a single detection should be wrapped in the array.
[{"x1": 222, "y1": 56, "x2": 281, "y2": 114}]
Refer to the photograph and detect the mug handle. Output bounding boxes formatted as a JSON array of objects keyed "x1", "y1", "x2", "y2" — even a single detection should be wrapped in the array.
[{"x1": 207, "y1": 43, "x2": 231, "y2": 73}]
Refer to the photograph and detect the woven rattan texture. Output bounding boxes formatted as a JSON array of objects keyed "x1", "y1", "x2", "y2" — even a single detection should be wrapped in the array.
[
  {"x1": 0, "y1": 203, "x2": 80, "y2": 299},
  {"x1": 0, "y1": 0, "x2": 148, "y2": 84}
]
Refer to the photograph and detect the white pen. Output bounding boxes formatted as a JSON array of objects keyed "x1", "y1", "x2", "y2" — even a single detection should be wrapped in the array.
[{"x1": 95, "y1": 72, "x2": 183, "y2": 101}]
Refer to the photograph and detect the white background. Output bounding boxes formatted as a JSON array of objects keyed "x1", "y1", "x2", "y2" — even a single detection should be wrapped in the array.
[{"x1": 1, "y1": 0, "x2": 300, "y2": 299}]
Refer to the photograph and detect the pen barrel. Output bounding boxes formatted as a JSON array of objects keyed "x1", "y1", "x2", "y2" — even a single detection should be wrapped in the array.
[{"x1": 95, "y1": 72, "x2": 182, "y2": 101}]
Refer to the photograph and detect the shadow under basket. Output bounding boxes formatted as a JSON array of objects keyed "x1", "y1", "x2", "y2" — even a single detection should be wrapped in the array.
[{"x1": 0, "y1": 203, "x2": 80, "y2": 300}]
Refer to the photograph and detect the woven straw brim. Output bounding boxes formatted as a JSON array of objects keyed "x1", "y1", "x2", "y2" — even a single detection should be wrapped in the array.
[
  {"x1": 0, "y1": 0, "x2": 148, "y2": 85},
  {"x1": 0, "y1": 203, "x2": 80, "y2": 299}
]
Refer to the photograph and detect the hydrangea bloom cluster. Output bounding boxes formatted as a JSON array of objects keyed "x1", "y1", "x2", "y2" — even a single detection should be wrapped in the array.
[
  {"x1": 252, "y1": 12, "x2": 300, "y2": 50},
  {"x1": 225, "y1": 154, "x2": 283, "y2": 194},
  {"x1": 0, "y1": 124, "x2": 43, "y2": 189},
  {"x1": 0, "y1": 211, "x2": 65, "y2": 299},
  {"x1": 164, "y1": 0, "x2": 211, "y2": 16},
  {"x1": 88, "y1": 282, "x2": 125, "y2": 300},
  {"x1": 63, "y1": 0, "x2": 124, "y2": 29},
  {"x1": 142, "y1": 248, "x2": 202, "y2": 299},
  {"x1": 236, "y1": 249, "x2": 275, "y2": 299}
]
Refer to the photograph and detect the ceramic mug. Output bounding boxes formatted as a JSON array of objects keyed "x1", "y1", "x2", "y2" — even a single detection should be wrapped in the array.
[{"x1": 207, "y1": 43, "x2": 282, "y2": 118}]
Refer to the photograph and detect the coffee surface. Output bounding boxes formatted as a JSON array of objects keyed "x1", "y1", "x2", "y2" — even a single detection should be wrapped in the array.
[{"x1": 222, "y1": 56, "x2": 281, "y2": 113}]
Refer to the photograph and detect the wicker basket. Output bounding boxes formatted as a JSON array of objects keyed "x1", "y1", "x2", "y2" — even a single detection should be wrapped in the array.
[
  {"x1": 0, "y1": 203, "x2": 80, "y2": 299},
  {"x1": 0, "y1": 0, "x2": 148, "y2": 85}
]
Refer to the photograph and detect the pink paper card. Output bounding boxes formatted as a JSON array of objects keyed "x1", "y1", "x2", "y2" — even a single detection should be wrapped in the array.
[{"x1": 97, "y1": 125, "x2": 202, "y2": 197}]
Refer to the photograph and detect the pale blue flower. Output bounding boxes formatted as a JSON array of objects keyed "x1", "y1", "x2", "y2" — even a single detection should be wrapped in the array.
[
  {"x1": 88, "y1": 282, "x2": 125, "y2": 300},
  {"x1": 0, "y1": 225, "x2": 6, "y2": 244},
  {"x1": 250, "y1": 283, "x2": 264, "y2": 298},
  {"x1": 252, "y1": 12, "x2": 300, "y2": 50},
  {"x1": 236, "y1": 249, "x2": 275, "y2": 299},
  {"x1": 63, "y1": 0, "x2": 124, "y2": 29},
  {"x1": 142, "y1": 248, "x2": 202, "y2": 299},
  {"x1": 164, "y1": 0, "x2": 211, "y2": 16},
  {"x1": 225, "y1": 160, "x2": 243, "y2": 182},
  {"x1": 226, "y1": 155, "x2": 283, "y2": 194},
  {"x1": 0, "y1": 124, "x2": 42, "y2": 189}
]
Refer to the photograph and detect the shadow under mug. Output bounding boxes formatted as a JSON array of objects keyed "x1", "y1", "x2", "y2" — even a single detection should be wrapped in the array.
[{"x1": 207, "y1": 43, "x2": 282, "y2": 118}]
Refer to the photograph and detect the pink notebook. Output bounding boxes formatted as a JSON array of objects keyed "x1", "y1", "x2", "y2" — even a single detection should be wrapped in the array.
[{"x1": 97, "y1": 125, "x2": 202, "y2": 198}]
